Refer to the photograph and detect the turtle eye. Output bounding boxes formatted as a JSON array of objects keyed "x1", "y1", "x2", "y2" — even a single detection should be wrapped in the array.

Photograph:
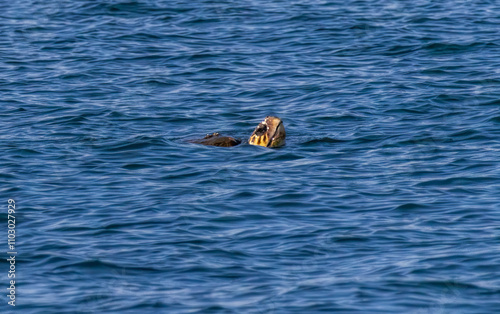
[{"x1": 255, "y1": 124, "x2": 267, "y2": 135}]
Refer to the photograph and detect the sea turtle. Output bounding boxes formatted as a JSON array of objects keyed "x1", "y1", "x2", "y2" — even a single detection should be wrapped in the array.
[{"x1": 190, "y1": 116, "x2": 285, "y2": 148}]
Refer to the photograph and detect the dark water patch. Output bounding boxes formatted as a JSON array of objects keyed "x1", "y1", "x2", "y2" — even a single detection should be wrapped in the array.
[
  {"x1": 160, "y1": 169, "x2": 206, "y2": 181},
  {"x1": 198, "y1": 67, "x2": 237, "y2": 74},
  {"x1": 121, "y1": 163, "x2": 152, "y2": 170},
  {"x1": 41, "y1": 114, "x2": 90, "y2": 126},
  {"x1": 394, "y1": 203, "x2": 430, "y2": 211},
  {"x1": 392, "y1": 135, "x2": 443, "y2": 147},
  {"x1": 385, "y1": 108, "x2": 428, "y2": 115},
  {"x1": 449, "y1": 129, "x2": 481, "y2": 139},
  {"x1": 383, "y1": 44, "x2": 419, "y2": 56},
  {"x1": 0, "y1": 173, "x2": 16, "y2": 180},
  {"x1": 333, "y1": 236, "x2": 370, "y2": 243},
  {"x1": 416, "y1": 176, "x2": 499, "y2": 187},
  {"x1": 352, "y1": 134, "x2": 392, "y2": 145},
  {"x1": 489, "y1": 116, "x2": 500, "y2": 124},
  {"x1": 423, "y1": 42, "x2": 489, "y2": 54},
  {"x1": 303, "y1": 137, "x2": 347, "y2": 146},
  {"x1": 11, "y1": 148, "x2": 43, "y2": 156},
  {"x1": 93, "y1": 136, "x2": 165, "y2": 152},
  {"x1": 230, "y1": 191, "x2": 258, "y2": 199},
  {"x1": 54, "y1": 259, "x2": 121, "y2": 271},
  {"x1": 315, "y1": 114, "x2": 365, "y2": 122},
  {"x1": 479, "y1": 99, "x2": 500, "y2": 107},
  {"x1": 113, "y1": 32, "x2": 163, "y2": 41}
]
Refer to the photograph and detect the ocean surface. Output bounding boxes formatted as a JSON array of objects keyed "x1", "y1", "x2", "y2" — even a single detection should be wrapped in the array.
[{"x1": 1, "y1": 0, "x2": 500, "y2": 313}]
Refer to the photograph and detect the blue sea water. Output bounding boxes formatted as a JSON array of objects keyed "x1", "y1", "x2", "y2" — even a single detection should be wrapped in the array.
[{"x1": 1, "y1": 0, "x2": 500, "y2": 312}]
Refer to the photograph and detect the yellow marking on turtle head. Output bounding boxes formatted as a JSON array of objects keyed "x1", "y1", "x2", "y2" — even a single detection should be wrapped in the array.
[
  {"x1": 249, "y1": 135, "x2": 257, "y2": 145},
  {"x1": 251, "y1": 134, "x2": 269, "y2": 147}
]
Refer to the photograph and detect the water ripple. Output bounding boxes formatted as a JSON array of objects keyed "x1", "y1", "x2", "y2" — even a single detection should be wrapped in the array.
[{"x1": 2, "y1": 0, "x2": 500, "y2": 312}]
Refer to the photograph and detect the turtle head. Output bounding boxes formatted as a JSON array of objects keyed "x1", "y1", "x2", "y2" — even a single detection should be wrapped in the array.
[{"x1": 249, "y1": 116, "x2": 286, "y2": 147}]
